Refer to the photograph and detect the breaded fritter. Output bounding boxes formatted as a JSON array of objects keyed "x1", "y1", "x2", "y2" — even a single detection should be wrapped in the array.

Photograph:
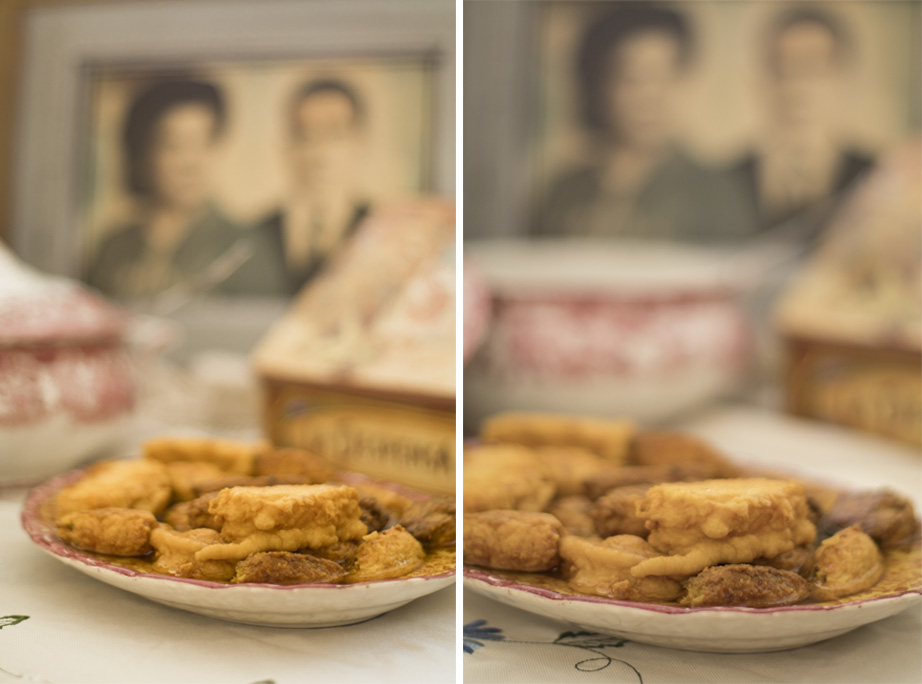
[
  {"x1": 345, "y1": 525, "x2": 425, "y2": 583},
  {"x1": 464, "y1": 510, "x2": 563, "y2": 572},
  {"x1": 547, "y1": 495, "x2": 595, "y2": 537},
  {"x1": 191, "y1": 474, "x2": 315, "y2": 498},
  {"x1": 819, "y1": 489, "x2": 919, "y2": 549},
  {"x1": 195, "y1": 484, "x2": 367, "y2": 562},
  {"x1": 584, "y1": 463, "x2": 721, "y2": 501},
  {"x1": 233, "y1": 551, "x2": 346, "y2": 585},
  {"x1": 630, "y1": 431, "x2": 739, "y2": 477},
  {"x1": 307, "y1": 540, "x2": 359, "y2": 566},
  {"x1": 532, "y1": 447, "x2": 611, "y2": 497},
  {"x1": 143, "y1": 436, "x2": 260, "y2": 475},
  {"x1": 681, "y1": 564, "x2": 811, "y2": 608},
  {"x1": 151, "y1": 526, "x2": 236, "y2": 582},
  {"x1": 803, "y1": 525, "x2": 885, "y2": 601},
  {"x1": 560, "y1": 535, "x2": 683, "y2": 603},
  {"x1": 57, "y1": 508, "x2": 158, "y2": 556},
  {"x1": 633, "y1": 478, "x2": 816, "y2": 577},
  {"x1": 162, "y1": 492, "x2": 222, "y2": 532},
  {"x1": 399, "y1": 498, "x2": 456, "y2": 547},
  {"x1": 752, "y1": 544, "x2": 814, "y2": 573},
  {"x1": 463, "y1": 444, "x2": 555, "y2": 513},
  {"x1": 590, "y1": 485, "x2": 651, "y2": 538},
  {"x1": 351, "y1": 483, "x2": 414, "y2": 517},
  {"x1": 481, "y1": 412, "x2": 634, "y2": 463},
  {"x1": 56, "y1": 459, "x2": 172, "y2": 518},
  {"x1": 253, "y1": 446, "x2": 335, "y2": 483},
  {"x1": 163, "y1": 461, "x2": 228, "y2": 502}
]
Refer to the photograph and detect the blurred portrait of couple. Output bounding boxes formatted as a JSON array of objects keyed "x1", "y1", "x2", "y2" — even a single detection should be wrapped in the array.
[
  {"x1": 83, "y1": 60, "x2": 430, "y2": 300},
  {"x1": 531, "y1": 1, "x2": 904, "y2": 248}
]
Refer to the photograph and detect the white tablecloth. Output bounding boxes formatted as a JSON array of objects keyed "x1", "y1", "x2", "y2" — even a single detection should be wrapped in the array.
[
  {"x1": 0, "y1": 486, "x2": 455, "y2": 684},
  {"x1": 463, "y1": 404, "x2": 922, "y2": 684}
]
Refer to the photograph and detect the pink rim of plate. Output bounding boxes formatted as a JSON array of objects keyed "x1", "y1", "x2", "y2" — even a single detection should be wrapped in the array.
[
  {"x1": 463, "y1": 565, "x2": 921, "y2": 615},
  {"x1": 22, "y1": 466, "x2": 455, "y2": 592}
]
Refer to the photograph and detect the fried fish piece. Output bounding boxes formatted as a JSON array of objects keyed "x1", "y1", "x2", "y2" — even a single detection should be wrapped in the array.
[
  {"x1": 584, "y1": 463, "x2": 720, "y2": 501},
  {"x1": 344, "y1": 525, "x2": 425, "y2": 583},
  {"x1": 819, "y1": 489, "x2": 919, "y2": 549},
  {"x1": 150, "y1": 526, "x2": 236, "y2": 582},
  {"x1": 590, "y1": 485, "x2": 651, "y2": 538},
  {"x1": 399, "y1": 498, "x2": 456, "y2": 547},
  {"x1": 560, "y1": 535, "x2": 683, "y2": 603},
  {"x1": 481, "y1": 412, "x2": 635, "y2": 463},
  {"x1": 162, "y1": 492, "x2": 222, "y2": 532},
  {"x1": 143, "y1": 436, "x2": 260, "y2": 475},
  {"x1": 681, "y1": 564, "x2": 811, "y2": 608},
  {"x1": 195, "y1": 484, "x2": 367, "y2": 562},
  {"x1": 253, "y1": 446, "x2": 336, "y2": 483},
  {"x1": 547, "y1": 495, "x2": 595, "y2": 537},
  {"x1": 463, "y1": 510, "x2": 563, "y2": 572},
  {"x1": 532, "y1": 447, "x2": 611, "y2": 496},
  {"x1": 233, "y1": 551, "x2": 346, "y2": 585},
  {"x1": 56, "y1": 459, "x2": 172, "y2": 518},
  {"x1": 629, "y1": 431, "x2": 739, "y2": 478},
  {"x1": 163, "y1": 461, "x2": 228, "y2": 502},
  {"x1": 633, "y1": 478, "x2": 816, "y2": 577},
  {"x1": 57, "y1": 508, "x2": 158, "y2": 556},
  {"x1": 802, "y1": 525, "x2": 885, "y2": 601},
  {"x1": 463, "y1": 444, "x2": 555, "y2": 513}
]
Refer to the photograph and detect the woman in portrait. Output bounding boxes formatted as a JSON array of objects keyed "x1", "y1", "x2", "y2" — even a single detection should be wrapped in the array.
[
  {"x1": 87, "y1": 79, "x2": 243, "y2": 299},
  {"x1": 532, "y1": 3, "x2": 754, "y2": 243}
]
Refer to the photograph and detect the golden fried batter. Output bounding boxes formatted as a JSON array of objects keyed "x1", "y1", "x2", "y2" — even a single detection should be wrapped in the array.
[
  {"x1": 532, "y1": 447, "x2": 610, "y2": 496},
  {"x1": 143, "y1": 436, "x2": 260, "y2": 475},
  {"x1": 681, "y1": 564, "x2": 811, "y2": 608},
  {"x1": 195, "y1": 484, "x2": 367, "y2": 562},
  {"x1": 56, "y1": 459, "x2": 172, "y2": 517},
  {"x1": 253, "y1": 446, "x2": 336, "y2": 483},
  {"x1": 163, "y1": 461, "x2": 228, "y2": 502},
  {"x1": 345, "y1": 525, "x2": 425, "y2": 583},
  {"x1": 547, "y1": 495, "x2": 595, "y2": 537},
  {"x1": 560, "y1": 535, "x2": 683, "y2": 602},
  {"x1": 820, "y1": 489, "x2": 919, "y2": 549},
  {"x1": 233, "y1": 551, "x2": 346, "y2": 585},
  {"x1": 57, "y1": 508, "x2": 158, "y2": 556},
  {"x1": 584, "y1": 463, "x2": 721, "y2": 501},
  {"x1": 481, "y1": 412, "x2": 635, "y2": 463},
  {"x1": 803, "y1": 525, "x2": 885, "y2": 601},
  {"x1": 191, "y1": 474, "x2": 315, "y2": 498},
  {"x1": 399, "y1": 498, "x2": 456, "y2": 547},
  {"x1": 464, "y1": 510, "x2": 563, "y2": 572},
  {"x1": 151, "y1": 526, "x2": 236, "y2": 582},
  {"x1": 633, "y1": 478, "x2": 816, "y2": 577},
  {"x1": 630, "y1": 431, "x2": 739, "y2": 477},
  {"x1": 162, "y1": 492, "x2": 222, "y2": 532},
  {"x1": 463, "y1": 444, "x2": 555, "y2": 513},
  {"x1": 590, "y1": 485, "x2": 651, "y2": 538}
]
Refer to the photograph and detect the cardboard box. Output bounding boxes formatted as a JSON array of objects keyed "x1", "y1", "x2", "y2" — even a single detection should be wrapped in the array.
[{"x1": 253, "y1": 199, "x2": 456, "y2": 493}]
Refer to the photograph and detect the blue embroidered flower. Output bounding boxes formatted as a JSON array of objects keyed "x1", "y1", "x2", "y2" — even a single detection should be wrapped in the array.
[{"x1": 463, "y1": 619, "x2": 505, "y2": 654}]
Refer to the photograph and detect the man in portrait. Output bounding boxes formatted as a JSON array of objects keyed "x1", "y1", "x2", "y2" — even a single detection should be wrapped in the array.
[
  {"x1": 250, "y1": 78, "x2": 371, "y2": 297},
  {"x1": 86, "y1": 78, "x2": 244, "y2": 299},
  {"x1": 729, "y1": 6, "x2": 875, "y2": 240},
  {"x1": 531, "y1": 3, "x2": 754, "y2": 244}
]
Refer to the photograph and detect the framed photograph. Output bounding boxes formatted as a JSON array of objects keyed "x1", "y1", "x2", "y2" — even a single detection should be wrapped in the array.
[
  {"x1": 12, "y1": 0, "x2": 454, "y2": 296},
  {"x1": 464, "y1": 0, "x2": 920, "y2": 242}
]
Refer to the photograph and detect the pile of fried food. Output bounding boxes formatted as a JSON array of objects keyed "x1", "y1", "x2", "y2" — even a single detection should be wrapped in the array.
[
  {"x1": 464, "y1": 412, "x2": 920, "y2": 607},
  {"x1": 53, "y1": 437, "x2": 455, "y2": 585}
]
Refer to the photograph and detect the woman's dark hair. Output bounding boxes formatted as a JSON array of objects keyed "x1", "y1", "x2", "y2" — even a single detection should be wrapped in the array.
[
  {"x1": 764, "y1": 6, "x2": 852, "y2": 72},
  {"x1": 576, "y1": 3, "x2": 693, "y2": 133},
  {"x1": 289, "y1": 78, "x2": 365, "y2": 130},
  {"x1": 122, "y1": 79, "x2": 226, "y2": 196}
]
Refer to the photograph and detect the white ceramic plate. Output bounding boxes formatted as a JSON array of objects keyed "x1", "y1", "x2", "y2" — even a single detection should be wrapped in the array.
[
  {"x1": 22, "y1": 469, "x2": 456, "y2": 628},
  {"x1": 464, "y1": 563, "x2": 921, "y2": 654}
]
